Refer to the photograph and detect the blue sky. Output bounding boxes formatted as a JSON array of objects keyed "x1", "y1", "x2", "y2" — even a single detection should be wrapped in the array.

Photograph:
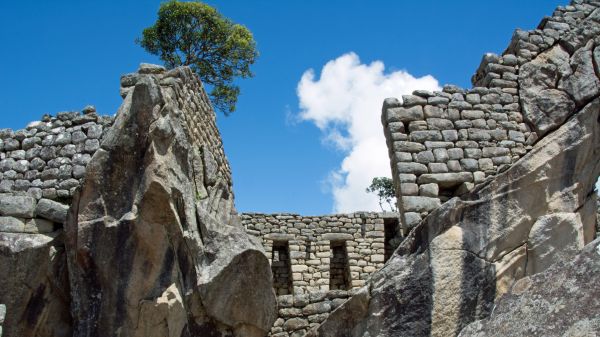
[{"x1": 0, "y1": 1, "x2": 566, "y2": 214}]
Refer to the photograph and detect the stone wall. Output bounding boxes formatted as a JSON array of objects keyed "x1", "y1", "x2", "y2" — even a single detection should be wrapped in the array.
[
  {"x1": 242, "y1": 212, "x2": 400, "y2": 337},
  {"x1": 382, "y1": 0, "x2": 600, "y2": 233},
  {"x1": 0, "y1": 108, "x2": 113, "y2": 202}
]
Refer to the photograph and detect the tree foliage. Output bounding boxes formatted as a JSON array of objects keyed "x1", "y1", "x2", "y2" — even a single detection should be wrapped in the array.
[
  {"x1": 138, "y1": 1, "x2": 258, "y2": 115},
  {"x1": 366, "y1": 177, "x2": 397, "y2": 212}
]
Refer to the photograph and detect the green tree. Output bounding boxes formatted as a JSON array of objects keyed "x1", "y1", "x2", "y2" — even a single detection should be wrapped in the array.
[
  {"x1": 366, "y1": 177, "x2": 397, "y2": 212},
  {"x1": 138, "y1": 1, "x2": 258, "y2": 115}
]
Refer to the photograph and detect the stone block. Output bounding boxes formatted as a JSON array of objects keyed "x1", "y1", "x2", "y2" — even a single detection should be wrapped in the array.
[
  {"x1": 393, "y1": 141, "x2": 426, "y2": 153},
  {"x1": 283, "y1": 318, "x2": 309, "y2": 332},
  {"x1": 509, "y1": 130, "x2": 525, "y2": 142},
  {"x1": 321, "y1": 233, "x2": 353, "y2": 241},
  {"x1": 84, "y1": 139, "x2": 100, "y2": 153},
  {"x1": 413, "y1": 90, "x2": 433, "y2": 98},
  {"x1": 433, "y1": 148, "x2": 449, "y2": 162},
  {"x1": 482, "y1": 147, "x2": 510, "y2": 157},
  {"x1": 472, "y1": 119, "x2": 487, "y2": 129},
  {"x1": 72, "y1": 131, "x2": 86, "y2": 143},
  {"x1": 427, "y1": 118, "x2": 454, "y2": 130},
  {"x1": 291, "y1": 265, "x2": 308, "y2": 273},
  {"x1": 0, "y1": 195, "x2": 36, "y2": 218},
  {"x1": 400, "y1": 183, "x2": 418, "y2": 196},
  {"x1": 447, "y1": 148, "x2": 464, "y2": 160},
  {"x1": 397, "y1": 162, "x2": 428, "y2": 175},
  {"x1": 415, "y1": 151, "x2": 434, "y2": 164},
  {"x1": 402, "y1": 95, "x2": 427, "y2": 106},
  {"x1": 404, "y1": 212, "x2": 421, "y2": 228},
  {"x1": 466, "y1": 93, "x2": 481, "y2": 104},
  {"x1": 424, "y1": 105, "x2": 444, "y2": 118},
  {"x1": 448, "y1": 108, "x2": 460, "y2": 121},
  {"x1": 419, "y1": 183, "x2": 439, "y2": 197},
  {"x1": 441, "y1": 130, "x2": 459, "y2": 142},
  {"x1": 398, "y1": 174, "x2": 417, "y2": 183},
  {"x1": 386, "y1": 106, "x2": 424, "y2": 122},
  {"x1": 424, "y1": 141, "x2": 454, "y2": 149},
  {"x1": 478, "y1": 158, "x2": 494, "y2": 171},
  {"x1": 461, "y1": 110, "x2": 485, "y2": 119},
  {"x1": 490, "y1": 129, "x2": 509, "y2": 141},
  {"x1": 492, "y1": 156, "x2": 512, "y2": 165},
  {"x1": 408, "y1": 121, "x2": 428, "y2": 132},
  {"x1": 390, "y1": 132, "x2": 407, "y2": 141},
  {"x1": 468, "y1": 128, "x2": 492, "y2": 141},
  {"x1": 410, "y1": 131, "x2": 443, "y2": 142},
  {"x1": 455, "y1": 140, "x2": 479, "y2": 148},
  {"x1": 454, "y1": 120, "x2": 473, "y2": 129},
  {"x1": 460, "y1": 158, "x2": 479, "y2": 172},
  {"x1": 0, "y1": 216, "x2": 25, "y2": 232},
  {"x1": 428, "y1": 163, "x2": 448, "y2": 173},
  {"x1": 447, "y1": 160, "x2": 462, "y2": 172},
  {"x1": 394, "y1": 152, "x2": 413, "y2": 162},
  {"x1": 87, "y1": 125, "x2": 103, "y2": 139},
  {"x1": 401, "y1": 196, "x2": 441, "y2": 213},
  {"x1": 464, "y1": 148, "x2": 482, "y2": 159},
  {"x1": 371, "y1": 254, "x2": 385, "y2": 263},
  {"x1": 448, "y1": 100, "x2": 472, "y2": 110},
  {"x1": 387, "y1": 121, "x2": 405, "y2": 133},
  {"x1": 417, "y1": 172, "x2": 473, "y2": 188},
  {"x1": 427, "y1": 96, "x2": 450, "y2": 105}
]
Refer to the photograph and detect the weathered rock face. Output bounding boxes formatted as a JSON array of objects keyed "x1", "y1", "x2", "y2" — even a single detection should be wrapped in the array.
[
  {"x1": 308, "y1": 1, "x2": 600, "y2": 336},
  {"x1": 0, "y1": 194, "x2": 72, "y2": 337},
  {"x1": 459, "y1": 237, "x2": 600, "y2": 337},
  {"x1": 0, "y1": 231, "x2": 71, "y2": 337},
  {"x1": 65, "y1": 65, "x2": 276, "y2": 337}
]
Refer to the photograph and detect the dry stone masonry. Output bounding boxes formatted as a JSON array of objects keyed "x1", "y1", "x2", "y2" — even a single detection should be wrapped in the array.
[
  {"x1": 1, "y1": 1, "x2": 600, "y2": 336},
  {"x1": 383, "y1": 0, "x2": 600, "y2": 234},
  {"x1": 242, "y1": 212, "x2": 400, "y2": 337},
  {"x1": 0, "y1": 107, "x2": 113, "y2": 202}
]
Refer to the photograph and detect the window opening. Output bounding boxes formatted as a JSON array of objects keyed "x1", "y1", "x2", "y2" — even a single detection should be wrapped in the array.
[
  {"x1": 329, "y1": 241, "x2": 351, "y2": 290},
  {"x1": 272, "y1": 241, "x2": 293, "y2": 295}
]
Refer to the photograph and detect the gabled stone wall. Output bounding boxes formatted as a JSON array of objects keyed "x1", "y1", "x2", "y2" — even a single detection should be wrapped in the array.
[{"x1": 382, "y1": 0, "x2": 600, "y2": 233}]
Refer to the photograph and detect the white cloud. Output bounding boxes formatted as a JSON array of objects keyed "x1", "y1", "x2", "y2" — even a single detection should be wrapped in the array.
[{"x1": 297, "y1": 52, "x2": 441, "y2": 213}]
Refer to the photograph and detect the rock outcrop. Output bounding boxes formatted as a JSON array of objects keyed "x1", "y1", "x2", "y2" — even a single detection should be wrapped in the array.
[
  {"x1": 308, "y1": 1, "x2": 600, "y2": 336},
  {"x1": 458, "y1": 237, "x2": 600, "y2": 337},
  {"x1": 0, "y1": 64, "x2": 277, "y2": 337}
]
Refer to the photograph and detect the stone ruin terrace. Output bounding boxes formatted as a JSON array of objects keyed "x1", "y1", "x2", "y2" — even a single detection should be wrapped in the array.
[{"x1": 1, "y1": 0, "x2": 600, "y2": 336}]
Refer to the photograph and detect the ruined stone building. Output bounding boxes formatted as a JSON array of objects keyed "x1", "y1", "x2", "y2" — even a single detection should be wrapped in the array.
[{"x1": 1, "y1": 0, "x2": 599, "y2": 336}]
